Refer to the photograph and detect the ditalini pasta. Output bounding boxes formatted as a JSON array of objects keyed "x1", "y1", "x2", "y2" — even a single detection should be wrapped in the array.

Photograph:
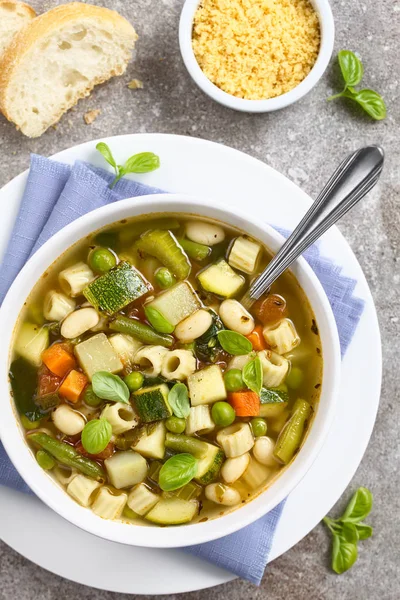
[{"x1": 11, "y1": 213, "x2": 322, "y2": 526}]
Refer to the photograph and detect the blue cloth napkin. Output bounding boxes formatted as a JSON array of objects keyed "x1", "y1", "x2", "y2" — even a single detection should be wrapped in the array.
[{"x1": 0, "y1": 154, "x2": 364, "y2": 585}]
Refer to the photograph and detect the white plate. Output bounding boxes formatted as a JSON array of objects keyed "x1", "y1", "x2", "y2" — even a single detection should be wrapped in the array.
[{"x1": 0, "y1": 134, "x2": 381, "y2": 595}]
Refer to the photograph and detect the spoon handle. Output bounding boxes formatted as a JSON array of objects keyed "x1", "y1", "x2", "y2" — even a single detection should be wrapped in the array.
[{"x1": 241, "y1": 145, "x2": 384, "y2": 307}]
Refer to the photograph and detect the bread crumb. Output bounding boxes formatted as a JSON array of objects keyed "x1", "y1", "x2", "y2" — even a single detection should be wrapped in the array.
[
  {"x1": 84, "y1": 109, "x2": 101, "y2": 125},
  {"x1": 128, "y1": 79, "x2": 144, "y2": 89},
  {"x1": 192, "y1": 0, "x2": 320, "y2": 100}
]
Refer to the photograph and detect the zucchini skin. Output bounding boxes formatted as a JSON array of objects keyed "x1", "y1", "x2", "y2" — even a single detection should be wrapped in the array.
[
  {"x1": 133, "y1": 385, "x2": 172, "y2": 422},
  {"x1": 197, "y1": 449, "x2": 224, "y2": 485},
  {"x1": 109, "y1": 316, "x2": 174, "y2": 348},
  {"x1": 83, "y1": 262, "x2": 150, "y2": 315},
  {"x1": 10, "y1": 357, "x2": 44, "y2": 422}
]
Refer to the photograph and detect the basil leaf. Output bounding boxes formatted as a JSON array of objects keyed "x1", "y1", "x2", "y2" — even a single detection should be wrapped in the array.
[
  {"x1": 339, "y1": 522, "x2": 359, "y2": 544},
  {"x1": 195, "y1": 310, "x2": 224, "y2": 362},
  {"x1": 355, "y1": 523, "x2": 373, "y2": 540},
  {"x1": 346, "y1": 88, "x2": 387, "y2": 121},
  {"x1": 81, "y1": 418, "x2": 112, "y2": 455},
  {"x1": 168, "y1": 383, "x2": 190, "y2": 418},
  {"x1": 124, "y1": 152, "x2": 160, "y2": 174},
  {"x1": 144, "y1": 305, "x2": 174, "y2": 334},
  {"x1": 159, "y1": 453, "x2": 198, "y2": 491},
  {"x1": 332, "y1": 537, "x2": 358, "y2": 574},
  {"x1": 338, "y1": 50, "x2": 364, "y2": 87},
  {"x1": 217, "y1": 330, "x2": 253, "y2": 355},
  {"x1": 96, "y1": 142, "x2": 117, "y2": 170},
  {"x1": 260, "y1": 387, "x2": 289, "y2": 404},
  {"x1": 342, "y1": 487, "x2": 373, "y2": 523},
  {"x1": 92, "y1": 372, "x2": 130, "y2": 404},
  {"x1": 242, "y1": 356, "x2": 263, "y2": 394}
]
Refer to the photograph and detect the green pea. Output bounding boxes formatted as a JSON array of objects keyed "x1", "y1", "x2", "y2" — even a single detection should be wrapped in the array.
[
  {"x1": 165, "y1": 416, "x2": 186, "y2": 434},
  {"x1": 223, "y1": 369, "x2": 244, "y2": 392},
  {"x1": 83, "y1": 385, "x2": 103, "y2": 407},
  {"x1": 88, "y1": 247, "x2": 117, "y2": 274},
  {"x1": 124, "y1": 372, "x2": 144, "y2": 392},
  {"x1": 250, "y1": 417, "x2": 267, "y2": 437},
  {"x1": 155, "y1": 267, "x2": 175, "y2": 289},
  {"x1": 286, "y1": 367, "x2": 304, "y2": 390},
  {"x1": 21, "y1": 415, "x2": 41, "y2": 430},
  {"x1": 212, "y1": 402, "x2": 236, "y2": 427},
  {"x1": 36, "y1": 449, "x2": 55, "y2": 470}
]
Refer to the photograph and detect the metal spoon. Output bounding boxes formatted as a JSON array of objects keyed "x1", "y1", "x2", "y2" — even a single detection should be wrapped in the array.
[{"x1": 241, "y1": 145, "x2": 384, "y2": 309}]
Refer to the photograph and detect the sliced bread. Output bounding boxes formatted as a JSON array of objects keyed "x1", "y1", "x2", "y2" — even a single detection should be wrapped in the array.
[
  {"x1": 0, "y1": 2, "x2": 137, "y2": 137},
  {"x1": 0, "y1": 1, "x2": 36, "y2": 57}
]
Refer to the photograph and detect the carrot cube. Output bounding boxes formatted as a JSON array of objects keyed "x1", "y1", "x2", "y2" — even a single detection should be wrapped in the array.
[
  {"x1": 42, "y1": 343, "x2": 76, "y2": 378},
  {"x1": 59, "y1": 370, "x2": 88, "y2": 403}
]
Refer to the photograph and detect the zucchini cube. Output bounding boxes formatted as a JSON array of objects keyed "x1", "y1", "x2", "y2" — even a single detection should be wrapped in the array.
[
  {"x1": 133, "y1": 421, "x2": 166, "y2": 459},
  {"x1": 133, "y1": 384, "x2": 172, "y2": 422},
  {"x1": 83, "y1": 261, "x2": 151, "y2": 316},
  {"x1": 145, "y1": 282, "x2": 201, "y2": 326},
  {"x1": 197, "y1": 260, "x2": 245, "y2": 298},
  {"x1": 187, "y1": 365, "x2": 227, "y2": 406},
  {"x1": 75, "y1": 333, "x2": 123, "y2": 380}
]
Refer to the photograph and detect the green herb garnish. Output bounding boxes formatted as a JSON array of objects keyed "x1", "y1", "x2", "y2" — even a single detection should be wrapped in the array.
[
  {"x1": 323, "y1": 487, "x2": 373, "y2": 574},
  {"x1": 81, "y1": 418, "x2": 112, "y2": 455},
  {"x1": 96, "y1": 142, "x2": 160, "y2": 188},
  {"x1": 158, "y1": 453, "x2": 198, "y2": 491},
  {"x1": 242, "y1": 356, "x2": 263, "y2": 394},
  {"x1": 217, "y1": 330, "x2": 253, "y2": 356},
  {"x1": 168, "y1": 383, "x2": 191, "y2": 419},
  {"x1": 92, "y1": 371, "x2": 130, "y2": 404},
  {"x1": 328, "y1": 51, "x2": 386, "y2": 121}
]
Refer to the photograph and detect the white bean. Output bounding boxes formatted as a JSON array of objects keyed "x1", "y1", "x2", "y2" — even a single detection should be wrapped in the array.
[
  {"x1": 185, "y1": 221, "x2": 225, "y2": 246},
  {"x1": 52, "y1": 405, "x2": 86, "y2": 436},
  {"x1": 219, "y1": 299, "x2": 255, "y2": 335},
  {"x1": 60, "y1": 308, "x2": 100, "y2": 339},
  {"x1": 205, "y1": 483, "x2": 241, "y2": 506},
  {"x1": 221, "y1": 453, "x2": 250, "y2": 484},
  {"x1": 174, "y1": 309, "x2": 212, "y2": 342},
  {"x1": 253, "y1": 436, "x2": 277, "y2": 466}
]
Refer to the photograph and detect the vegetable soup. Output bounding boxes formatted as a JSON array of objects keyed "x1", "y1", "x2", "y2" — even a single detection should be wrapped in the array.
[{"x1": 10, "y1": 214, "x2": 322, "y2": 526}]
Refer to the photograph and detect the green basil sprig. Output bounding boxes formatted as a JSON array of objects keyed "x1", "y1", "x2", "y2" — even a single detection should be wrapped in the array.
[
  {"x1": 242, "y1": 356, "x2": 263, "y2": 394},
  {"x1": 328, "y1": 51, "x2": 386, "y2": 120},
  {"x1": 81, "y1": 418, "x2": 112, "y2": 455},
  {"x1": 159, "y1": 453, "x2": 198, "y2": 491},
  {"x1": 168, "y1": 383, "x2": 191, "y2": 419},
  {"x1": 217, "y1": 330, "x2": 253, "y2": 356},
  {"x1": 144, "y1": 305, "x2": 174, "y2": 334},
  {"x1": 92, "y1": 371, "x2": 130, "y2": 404},
  {"x1": 323, "y1": 487, "x2": 373, "y2": 574},
  {"x1": 96, "y1": 142, "x2": 160, "y2": 188}
]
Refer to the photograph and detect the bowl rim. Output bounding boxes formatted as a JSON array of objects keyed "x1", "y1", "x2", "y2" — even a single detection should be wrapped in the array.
[
  {"x1": 0, "y1": 193, "x2": 341, "y2": 548},
  {"x1": 179, "y1": 0, "x2": 335, "y2": 112}
]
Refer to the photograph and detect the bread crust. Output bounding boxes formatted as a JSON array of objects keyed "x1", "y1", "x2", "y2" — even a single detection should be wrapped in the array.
[
  {"x1": 0, "y1": 2, "x2": 137, "y2": 136},
  {"x1": 0, "y1": 0, "x2": 36, "y2": 19}
]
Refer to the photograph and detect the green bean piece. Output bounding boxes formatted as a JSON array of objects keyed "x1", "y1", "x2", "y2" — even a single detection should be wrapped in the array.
[
  {"x1": 155, "y1": 267, "x2": 175, "y2": 289},
  {"x1": 28, "y1": 432, "x2": 105, "y2": 481},
  {"x1": 36, "y1": 449, "x2": 56, "y2": 470},
  {"x1": 177, "y1": 238, "x2": 211, "y2": 262},
  {"x1": 165, "y1": 433, "x2": 208, "y2": 459},
  {"x1": 165, "y1": 416, "x2": 186, "y2": 434},
  {"x1": 273, "y1": 399, "x2": 312, "y2": 465},
  {"x1": 124, "y1": 372, "x2": 144, "y2": 392},
  {"x1": 88, "y1": 247, "x2": 117, "y2": 274},
  {"x1": 109, "y1": 315, "x2": 174, "y2": 348}
]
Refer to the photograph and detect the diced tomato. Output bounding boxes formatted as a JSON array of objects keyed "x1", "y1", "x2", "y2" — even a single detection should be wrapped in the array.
[
  {"x1": 75, "y1": 440, "x2": 115, "y2": 461},
  {"x1": 38, "y1": 365, "x2": 62, "y2": 396},
  {"x1": 253, "y1": 294, "x2": 287, "y2": 325}
]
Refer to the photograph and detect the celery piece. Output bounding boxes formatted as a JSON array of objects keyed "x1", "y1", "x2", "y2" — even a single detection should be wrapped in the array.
[
  {"x1": 134, "y1": 230, "x2": 191, "y2": 279},
  {"x1": 273, "y1": 400, "x2": 312, "y2": 464}
]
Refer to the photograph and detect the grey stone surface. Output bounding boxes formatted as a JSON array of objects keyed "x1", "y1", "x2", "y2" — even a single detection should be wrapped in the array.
[{"x1": 0, "y1": 0, "x2": 399, "y2": 598}]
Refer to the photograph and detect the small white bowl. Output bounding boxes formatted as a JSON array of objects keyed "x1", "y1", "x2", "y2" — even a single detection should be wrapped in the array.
[
  {"x1": 0, "y1": 194, "x2": 340, "y2": 548},
  {"x1": 179, "y1": 0, "x2": 335, "y2": 112}
]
